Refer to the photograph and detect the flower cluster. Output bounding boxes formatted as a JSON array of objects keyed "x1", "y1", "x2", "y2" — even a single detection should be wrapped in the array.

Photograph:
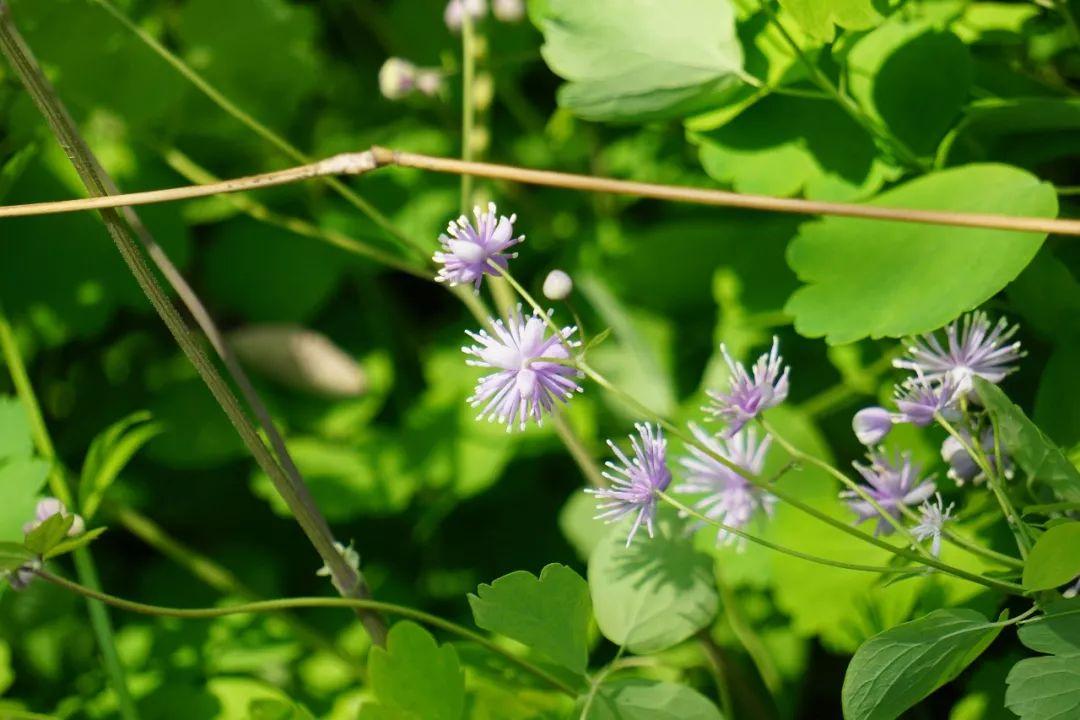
[
  {"x1": 845, "y1": 312, "x2": 1023, "y2": 556},
  {"x1": 585, "y1": 341, "x2": 790, "y2": 547},
  {"x1": 435, "y1": 203, "x2": 523, "y2": 291},
  {"x1": 2, "y1": 498, "x2": 85, "y2": 591}
]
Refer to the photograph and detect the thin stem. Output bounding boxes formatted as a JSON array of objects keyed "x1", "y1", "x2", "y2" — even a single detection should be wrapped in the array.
[
  {"x1": 756, "y1": 0, "x2": 927, "y2": 172},
  {"x1": 715, "y1": 575, "x2": 782, "y2": 697},
  {"x1": 797, "y1": 350, "x2": 899, "y2": 419},
  {"x1": 0, "y1": 302, "x2": 139, "y2": 720},
  {"x1": 160, "y1": 147, "x2": 426, "y2": 278},
  {"x1": 110, "y1": 503, "x2": 363, "y2": 674},
  {"x1": 0, "y1": 1, "x2": 388, "y2": 645},
  {"x1": 658, "y1": 490, "x2": 910, "y2": 574},
  {"x1": 936, "y1": 412, "x2": 1032, "y2": 557},
  {"x1": 35, "y1": 569, "x2": 578, "y2": 698},
  {"x1": 0, "y1": 153, "x2": 375, "y2": 218},
  {"x1": 91, "y1": 0, "x2": 429, "y2": 263},
  {"x1": 696, "y1": 631, "x2": 735, "y2": 720},
  {"x1": 460, "y1": 11, "x2": 476, "y2": 211},
  {"x1": 371, "y1": 148, "x2": 1080, "y2": 237},
  {"x1": 6, "y1": 147, "x2": 1080, "y2": 237},
  {"x1": 761, "y1": 419, "x2": 930, "y2": 557}
]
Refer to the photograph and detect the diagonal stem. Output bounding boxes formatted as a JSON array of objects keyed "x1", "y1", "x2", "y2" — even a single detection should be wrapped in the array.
[{"x1": 0, "y1": 0, "x2": 387, "y2": 645}]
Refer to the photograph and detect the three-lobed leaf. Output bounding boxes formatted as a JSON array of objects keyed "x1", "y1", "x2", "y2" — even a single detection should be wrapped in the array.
[
  {"x1": 535, "y1": 0, "x2": 744, "y2": 122},
  {"x1": 588, "y1": 517, "x2": 718, "y2": 654},
  {"x1": 975, "y1": 377, "x2": 1080, "y2": 503},
  {"x1": 842, "y1": 609, "x2": 1004, "y2": 720},
  {"x1": 23, "y1": 513, "x2": 73, "y2": 556},
  {"x1": 468, "y1": 563, "x2": 592, "y2": 675},
  {"x1": 786, "y1": 164, "x2": 1058, "y2": 344},
  {"x1": 777, "y1": 0, "x2": 881, "y2": 42},
  {"x1": 1022, "y1": 522, "x2": 1080, "y2": 591},
  {"x1": 1006, "y1": 598, "x2": 1080, "y2": 719},
  {"x1": 367, "y1": 621, "x2": 465, "y2": 720}
]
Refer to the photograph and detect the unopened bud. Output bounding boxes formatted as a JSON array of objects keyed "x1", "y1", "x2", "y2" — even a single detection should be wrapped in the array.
[
  {"x1": 379, "y1": 58, "x2": 417, "y2": 100},
  {"x1": 229, "y1": 324, "x2": 367, "y2": 398},
  {"x1": 543, "y1": 269, "x2": 573, "y2": 301},
  {"x1": 493, "y1": 0, "x2": 524, "y2": 22},
  {"x1": 445, "y1": 0, "x2": 487, "y2": 32},
  {"x1": 852, "y1": 406, "x2": 892, "y2": 446},
  {"x1": 415, "y1": 70, "x2": 444, "y2": 97}
]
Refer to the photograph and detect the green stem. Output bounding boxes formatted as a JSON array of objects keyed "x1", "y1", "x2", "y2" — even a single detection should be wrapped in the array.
[
  {"x1": 658, "y1": 491, "x2": 909, "y2": 575},
  {"x1": 0, "y1": 1, "x2": 388, "y2": 645},
  {"x1": 0, "y1": 303, "x2": 140, "y2": 720},
  {"x1": 936, "y1": 413, "x2": 1032, "y2": 557},
  {"x1": 715, "y1": 575, "x2": 782, "y2": 697},
  {"x1": 696, "y1": 632, "x2": 735, "y2": 720},
  {"x1": 109, "y1": 504, "x2": 363, "y2": 674},
  {"x1": 756, "y1": 0, "x2": 927, "y2": 172},
  {"x1": 90, "y1": 0, "x2": 428, "y2": 264},
  {"x1": 761, "y1": 419, "x2": 930, "y2": 557},
  {"x1": 460, "y1": 11, "x2": 476, "y2": 212},
  {"x1": 36, "y1": 569, "x2": 577, "y2": 698}
]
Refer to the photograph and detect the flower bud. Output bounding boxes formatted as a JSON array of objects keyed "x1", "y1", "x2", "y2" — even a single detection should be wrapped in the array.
[
  {"x1": 445, "y1": 0, "x2": 487, "y2": 32},
  {"x1": 415, "y1": 70, "x2": 443, "y2": 97},
  {"x1": 852, "y1": 406, "x2": 892, "y2": 446},
  {"x1": 378, "y1": 58, "x2": 417, "y2": 100},
  {"x1": 493, "y1": 0, "x2": 525, "y2": 22},
  {"x1": 542, "y1": 269, "x2": 573, "y2": 301},
  {"x1": 23, "y1": 497, "x2": 84, "y2": 537},
  {"x1": 229, "y1": 325, "x2": 367, "y2": 398}
]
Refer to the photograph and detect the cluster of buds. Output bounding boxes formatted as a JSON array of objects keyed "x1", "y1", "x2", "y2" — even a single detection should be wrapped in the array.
[
  {"x1": 444, "y1": 0, "x2": 525, "y2": 32},
  {"x1": 378, "y1": 58, "x2": 444, "y2": 101}
]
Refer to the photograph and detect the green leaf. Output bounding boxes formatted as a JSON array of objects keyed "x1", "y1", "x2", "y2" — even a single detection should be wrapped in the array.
[
  {"x1": 588, "y1": 516, "x2": 718, "y2": 654},
  {"x1": 469, "y1": 563, "x2": 592, "y2": 675},
  {"x1": 693, "y1": 94, "x2": 897, "y2": 201},
  {"x1": 785, "y1": 164, "x2": 1058, "y2": 344},
  {"x1": 0, "y1": 396, "x2": 33, "y2": 461},
  {"x1": 0, "y1": 458, "x2": 50, "y2": 542},
  {"x1": 846, "y1": 20, "x2": 972, "y2": 156},
  {"x1": 580, "y1": 679, "x2": 724, "y2": 719},
  {"x1": 778, "y1": 0, "x2": 882, "y2": 42},
  {"x1": 24, "y1": 513, "x2": 74, "y2": 556},
  {"x1": 975, "y1": 378, "x2": 1080, "y2": 503},
  {"x1": 43, "y1": 527, "x2": 106, "y2": 560},
  {"x1": 1005, "y1": 655, "x2": 1080, "y2": 720},
  {"x1": 0, "y1": 542, "x2": 33, "y2": 572},
  {"x1": 78, "y1": 411, "x2": 161, "y2": 520},
  {"x1": 842, "y1": 609, "x2": 1004, "y2": 720},
  {"x1": 1018, "y1": 598, "x2": 1080, "y2": 657},
  {"x1": 1023, "y1": 523, "x2": 1080, "y2": 591},
  {"x1": 248, "y1": 698, "x2": 317, "y2": 720},
  {"x1": 368, "y1": 621, "x2": 465, "y2": 720},
  {"x1": 535, "y1": 0, "x2": 744, "y2": 121}
]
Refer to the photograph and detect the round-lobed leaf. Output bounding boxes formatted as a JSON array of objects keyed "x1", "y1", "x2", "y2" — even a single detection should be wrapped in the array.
[
  {"x1": 785, "y1": 164, "x2": 1058, "y2": 344},
  {"x1": 588, "y1": 516, "x2": 718, "y2": 654}
]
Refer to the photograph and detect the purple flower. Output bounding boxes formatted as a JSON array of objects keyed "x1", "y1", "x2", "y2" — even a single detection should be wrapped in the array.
[
  {"x1": 893, "y1": 371, "x2": 961, "y2": 427},
  {"x1": 464, "y1": 305, "x2": 582, "y2": 431},
  {"x1": 911, "y1": 493, "x2": 954, "y2": 557},
  {"x1": 894, "y1": 312, "x2": 1023, "y2": 393},
  {"x1": 23, "y1": 497, "x2": 84, "y2": 538},
  {"x1": 586, "y1": 423, "x2": 671, "y2": 547},
  {"x1": 704, "y1": 337, "x2": 790, "y2": 437},
  {"x1": 940, "y1": 428, "x2": 1011, "y2": 486},
  {"x1": 434, "y1": 203, "x2": 523, "y2": 291},
  {"x1": 853, "y1": 407, "x2": 894, "y2": 446},
  {"x1": 444, "y1": 0, "x2": 487, "y2": 31},
  {"x1": 844, "y1": 451, "x2": 936, "y2": 536},
  {"x1": 675, "y1": 424, "x2": 774, "y2": 550}
]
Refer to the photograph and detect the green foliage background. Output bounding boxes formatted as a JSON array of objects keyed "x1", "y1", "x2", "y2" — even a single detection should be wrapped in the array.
[{"x1": 0, "y1": 0, "x2": 1078, "y2": 718}]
